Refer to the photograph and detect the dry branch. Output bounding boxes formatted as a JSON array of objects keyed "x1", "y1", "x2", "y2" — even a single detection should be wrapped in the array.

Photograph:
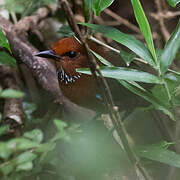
[
  {"x1": 15, "y1": 5, "x2": 57, "y2": 32},
  {"x1": 0, "y1": 16, "x2": 96, "y2": 122},
  {"x1": 154, "y1": 0, "x2": 170, "y2": 42},
  {"x1": 104, "y1": 8, "x2": 141, "y2": 34},
  {"x1": 0, "y1": 66, "x2": 24, "y2": 135}
]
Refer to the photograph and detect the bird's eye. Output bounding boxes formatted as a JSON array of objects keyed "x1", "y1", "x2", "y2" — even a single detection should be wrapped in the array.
[{"x1": 65, "y1": 51, "x2": 77, "y2": 58}]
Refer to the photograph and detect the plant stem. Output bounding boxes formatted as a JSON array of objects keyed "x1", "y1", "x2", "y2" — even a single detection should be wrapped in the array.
[
  {"x1": 163, "y1": 79, "x2": 171, "y2": 102},
  {"x1": 168, "y1": 69, "x2": 180, "y2": 76},
  {"x1": 59, "y1": 0, "x2": 153, "y2": 179}
]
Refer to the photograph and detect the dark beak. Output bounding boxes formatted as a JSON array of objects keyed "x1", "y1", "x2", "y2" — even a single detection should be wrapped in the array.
[{"x1": 35, "y1": 50, "x2": 61, "y2": 60}]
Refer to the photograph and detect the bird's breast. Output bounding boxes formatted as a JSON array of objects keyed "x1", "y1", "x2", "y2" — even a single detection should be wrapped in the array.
[{"x1": 57, "y1": 69, "x2": 100, "y2": 109}]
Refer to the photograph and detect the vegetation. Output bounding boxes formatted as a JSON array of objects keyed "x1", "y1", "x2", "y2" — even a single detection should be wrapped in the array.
[{"x1": 0, "y1": 0, "x2": 180, "y2": 179}]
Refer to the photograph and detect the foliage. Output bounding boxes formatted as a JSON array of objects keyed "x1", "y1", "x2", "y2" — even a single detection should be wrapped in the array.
[
  {"x1": 2, "y1": 0, "x2": 56, "y2": 16},
  {"x1": 0, "y1": 0, "x2": 180, "y2": 179},
  {"x1": 0, "y1": 88, "x2": 24, "y2": 98},
  {"x1": 137, "y1": 141, "x2": 180, "y2": 168},
  {"x1": 0, "y1": 29, "x2": 11, "y2": 53},
  {"x1": 80, "y1": 1, "x2": 180, "y2": 120},
  {"x1": 0, "y1": 119, "x2": 78, "y2": 179},
  {"x1": 0, "y1": 29, "x2": 17, "y2": 67},
  {"x1": 166, "y1": 0, "x2": 180, "y2": 7},
  {"x1": 83, "y1": 0, "x2": 115, "y2": 16}
]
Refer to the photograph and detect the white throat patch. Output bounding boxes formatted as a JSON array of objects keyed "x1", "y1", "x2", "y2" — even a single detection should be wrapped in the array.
[{"x1": 57, "y1": 68, "x2": 81, "y2": 84}]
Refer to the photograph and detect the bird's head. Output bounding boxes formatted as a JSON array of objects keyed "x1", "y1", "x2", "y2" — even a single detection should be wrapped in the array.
[{"x1": 35, "y1": 37, "x2": 89, "y2": 83}]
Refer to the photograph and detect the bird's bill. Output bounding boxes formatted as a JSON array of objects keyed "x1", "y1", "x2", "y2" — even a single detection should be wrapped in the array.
[{"x1": 35, "y1": 50, "x2": 61, "y2": 60}]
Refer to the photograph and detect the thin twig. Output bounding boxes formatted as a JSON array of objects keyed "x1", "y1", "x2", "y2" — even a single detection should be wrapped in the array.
[
  {"x1": 90, "y1": 36, "x2": 120, "y2": 54},
  {"x1": 15, "y1": 5, "x2": 57, "y2": 32},
  {"x1": 104, "y1": 8, "x2": 141, "y2": 34},
  {"x1": 151, "y1": 11, "x2": 180, "y2": 20},
  {"x1": 155, "y1": 0, "x2": 170, "y2": 42},
  {"x1": 59, "y1": 0, "x2": 153, "y2": 179}
]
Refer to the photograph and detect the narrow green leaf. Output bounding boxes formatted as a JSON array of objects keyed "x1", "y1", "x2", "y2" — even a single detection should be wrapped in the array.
[
  {"x1": 126, "y1": 80, "x2": 146, "y2": 91},
  {"x1": 92, "y1": 0, "x2": 114, "y2": 15},
  {"x1": 91, "y1": 50, "x2": 114, "y2": 66},
  {"x1": 83, "y1": 0, "x2": 92, "y2": 21},
  {"x1": 0, "y1": 89, "x2": 24, "y2": 98},
  {"x1": 151, "y1": 73, "x2": 180, "y2": 108},
  {"x1": 118, "y1": 80, "x2": 174, "y2": 120},
  {"x1": 137, "y1": 142, "x2": 180, "y2": 168},
  {"x1": 80, "y1": 23, "x2": 155, "y2": 67},
  {"x1": 131, "y1": 0, "x2": 157, "y2": 62},
  {"x1": 77, "y1": 66, "x2": 162, "y2": 84},
  {"x1": 167, "y1": 0, "x2": 180, "y2": 7},
  {"x1": 0, "y1": 29, "x2": 11, "y2": 53},
  {"x1": 160, "y1": 20, "x2": 180, "y2": 74},
  {"x1": 0, "y1": 52, "x2": 17, "y2": 67}
]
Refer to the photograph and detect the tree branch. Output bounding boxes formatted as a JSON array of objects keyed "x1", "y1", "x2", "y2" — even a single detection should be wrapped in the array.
[
  {"x1": 0, "y1": 16, "x2": 96, "y2": 122},
  {"x1": 0, "y1": 66, "x2": 24, "y2": 136}
]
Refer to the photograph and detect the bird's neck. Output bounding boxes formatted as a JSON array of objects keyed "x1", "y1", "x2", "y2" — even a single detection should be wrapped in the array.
[{"x1": 57, "y1": 67, "x2": 81, "y2": 84}]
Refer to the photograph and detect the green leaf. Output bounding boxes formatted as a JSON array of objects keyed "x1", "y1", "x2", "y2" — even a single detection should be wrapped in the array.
[
  {"x1": 0, "y1": 52, "x2": 17, "y2": 67},
  {"x1": 24, "y1": 129, "x2": 43, "y2": 143},
  {"x1": 7, "y1": 138, "x2": 40, "y2": 151},
  {"x1": 36, "y1": 142, "x2": 56, "y2": 153},
  {"x1": 80, "y1": 23, "x2": 155, "y2": 67},
  {"x1": 131, "y1": 0, "x2": 157, "y2": 62},
  {"x1": 4, "y1": 0, "x2": 33, "y2": 14},
  {"x1": 0, "y1": 163, "x2": 13, "y2": 175},
  {"x1": 83, "y1": 0, "x2": 92, "y2": 21},
  {"x1": 151, "y1": 73, "x2": 180, "y2": 108},
  {"x1": 77, "y1": 66, "x2": 162, "y2": 84},
  {"x1": 166, "y1": 0, "x2": 180, "y2": 7},
  {"x1": 0, "y1": 89, "x2": 24, "y2": 98},
  {"x1": 120, "y1": 49, "x2": 136, "y2": 66},
  {"x1": 91, "y1": 50, "x2": 113, "y2": 66},
  {"x1": 137, "y1": 142, "x2": 180, "y2": 168},
  {"x1": 92, "y1": 0, "x2": 114, "y2": 16},
  {"x1": 54, "y1": 119, "x2": 67, "y2": 132},
  {"x1": 0, "y1": 142, "x2": 12, "y2": 159},
  {"x1": 0, "y1": 29, "x2": 11, "y2": 53},
  {"x1": 16, "y1": 151, "x2": 37, "y2": 164},
  {"x1": 118, "y1": 80, "x2": 174, "y2": 120},
  {"x1": 160, "y1": 20, "x2": 180, "y2": 74},
  {"x1": 23, "y1": 102, "x2": 37, "y2": 120},
  {"x1": 16, "y1": 161, "x2": 33, "y2": 171}
]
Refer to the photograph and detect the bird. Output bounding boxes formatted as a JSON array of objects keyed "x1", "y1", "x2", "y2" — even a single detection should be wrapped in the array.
[{"x1": 35, "y1": 37, "x2": 104, "y2": 110}]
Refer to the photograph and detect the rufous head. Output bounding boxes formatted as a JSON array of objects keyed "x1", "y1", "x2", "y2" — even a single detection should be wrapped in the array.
[{"x1": 35, "y1": 37, "x2": 89, "y2": 83}]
